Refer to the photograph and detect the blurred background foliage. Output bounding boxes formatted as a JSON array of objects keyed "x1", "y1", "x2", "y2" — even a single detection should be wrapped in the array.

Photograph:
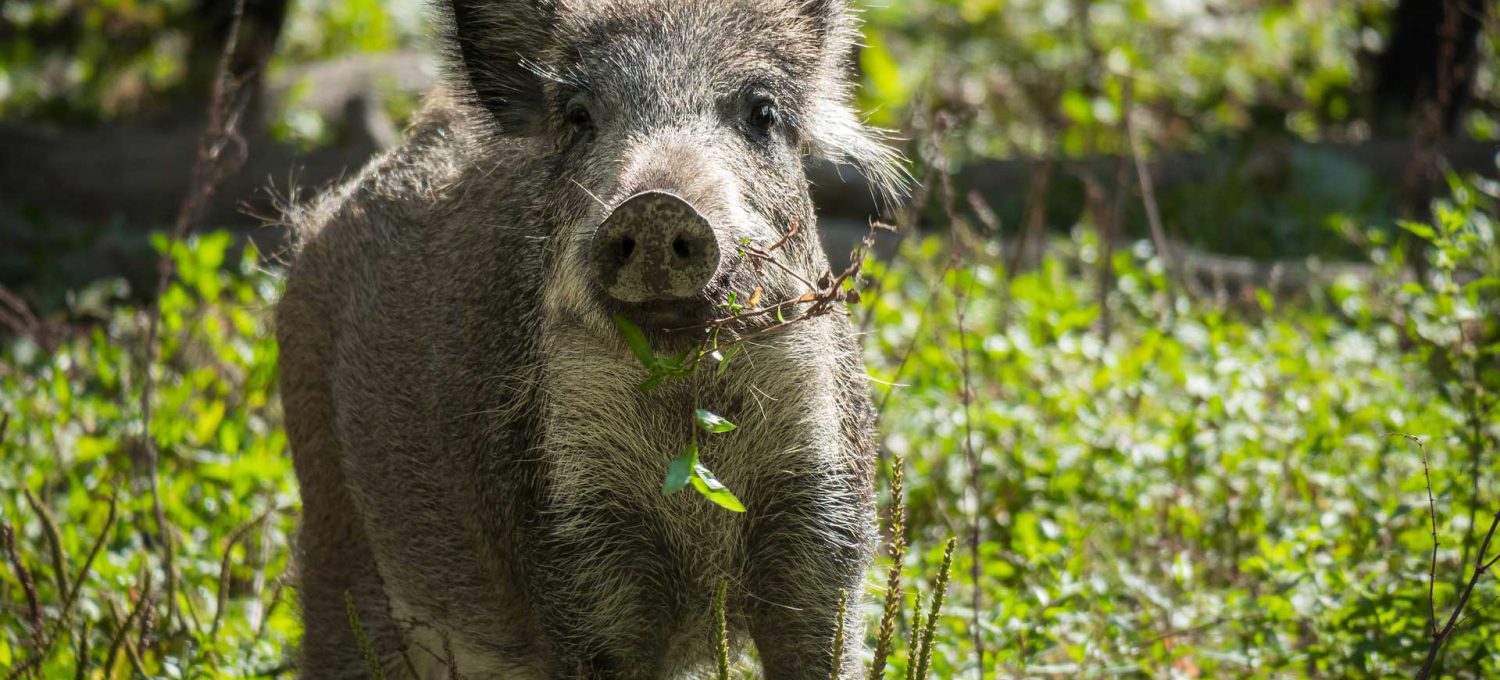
[
  {"x1": 0, "y1": 0, "x2": 1494, "y2": 138},
  {"x1": 0, "y1": 0, "x2": 424, "y2": 122},
  {"x1": 2, "y1": 0, "x2": 1496, "y2": 278},
  {"x1": 4, "y1": 0, "x2": 1497, "y2": 142},
  {"x1": 860, "y1": 0, "x2": 1498, "y2": 153},
  {"x1": 3, "y1": 0, "x2": 1500, "y2": 678}
]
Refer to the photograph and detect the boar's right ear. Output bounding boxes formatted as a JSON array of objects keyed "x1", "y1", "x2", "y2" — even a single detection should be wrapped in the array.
[{"x1": 440, "y1": 0, "x2": 558, "y2": 136}]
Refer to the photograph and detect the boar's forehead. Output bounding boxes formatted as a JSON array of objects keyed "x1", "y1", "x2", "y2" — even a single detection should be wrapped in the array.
[{"x1": 559, "y1": 2, "x2": 820, "y2": 111}]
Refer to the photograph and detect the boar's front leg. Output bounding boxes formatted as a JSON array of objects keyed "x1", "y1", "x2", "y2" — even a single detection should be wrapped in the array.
[
  {"x1": 527, "y1": 507, "x2": 679, "y2": 680},
  {"x1": 745, "y1": 487, "x2": 873, "y2": 680}
]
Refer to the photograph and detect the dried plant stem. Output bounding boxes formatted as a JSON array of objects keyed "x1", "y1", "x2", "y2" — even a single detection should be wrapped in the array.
[
  {"x1": 0, "y1": 290, "x2": 48, "y2": 352},
  {"x1": 1008, "y1": 155, "x2": 1054, "y2": 275},
  {"x1": 102, "y1": 574, "x2": 151, "y2": 680},
  {"x1": 21, "y1": 487, "x2": 69, "y2": 598},
  {"x1": 875, "y1": 246, "x2": 967, "y2": 425},
  {"x1": 138, "y1": 0, "x2": 250, "y2": 632},
  {"x1": 1417, "y1": 510, "x2": 1500, "y2": 680},
  {"x1": 211, "y1": 506, "x2": 277, "y2": 636},
  {"x1": 874, "y1": 284, "x2": 939, "y2": 423},
  {"x1": 952, "y1": 264, "x2": 985, "y2": 676},
  {"x1": 5, "y1": 492, "x2": 122, "y2": 680},
  {"x1": 117, "y1": 590, "x2": 151, "y2": 677},
  {"x1": 55, "y1": 495, "x2": 119, "y2": 640},
  {"x1": 1458, "y1": 374, "x2": 1488, "y2": 585},
  {"x1": 668, "y1": 223, "x2": 878, "y2": 363},
  {"x1": 2, "y1": 520, "x2": 43, "y2": 648},
  {"x1": 72, "y1": 620, "x2": 90, "y2": 680},
  {"x1": 255, "y1": 578, "x2": 287, "y2": 640},
  {"x1": 1419, "y1": 437, "x2": 1440, "y2": 638},
  {"x1": 1123, "y1": 89, "x2": 1180, "y2": 305},
  {"x1": 1390, "y1": 433, "x2": 1443, "y2": 641}
]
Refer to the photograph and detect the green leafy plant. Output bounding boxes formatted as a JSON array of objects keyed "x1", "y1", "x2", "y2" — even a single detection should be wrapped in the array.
[{"x1": 2, "y1": 234, "x2": 294, "y2": 677}]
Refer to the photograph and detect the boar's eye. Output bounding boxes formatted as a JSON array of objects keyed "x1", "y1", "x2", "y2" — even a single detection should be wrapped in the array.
[
  {"x1": 747, "y1": 98, "x2": 779, "y2": 133},
  {"x1": 565, "y1": 102, "x2": 594, "y2": 134}
]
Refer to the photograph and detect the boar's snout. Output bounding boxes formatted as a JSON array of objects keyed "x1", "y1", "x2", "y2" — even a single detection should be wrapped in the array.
[{"x1": 591, "y1": 191, "x2": 721, "y2": 307}]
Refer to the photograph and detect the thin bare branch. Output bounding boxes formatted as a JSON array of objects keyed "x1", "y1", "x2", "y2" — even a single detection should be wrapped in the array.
[
  {"x1": 1417, "y1": 509, "x2": 1500, "y2": 680},
  {"x1": 21, "y1": 487, "x2": 69, "y2": 599},
  {"x1": 102, "y1": 573, "x2": 151, "y2": 680},
  {"x1": 953, "y1": 263, "x2": 984, "y2": 674},
  {"x1": 1, "y1": 520, "x2": 43, "y2": 648},
  {"x1": 52, "y1": 493, "x2": 119, "y2": 643},
  {"x1": 212, "y1": 506, "x2": 279, "y2": 636},
  {"x1": 138, "y1": 0, "x2": 251, "y2": 632},
  {"x1": 1390, "y1": 433, "x2": 1442, "y2": 638}
]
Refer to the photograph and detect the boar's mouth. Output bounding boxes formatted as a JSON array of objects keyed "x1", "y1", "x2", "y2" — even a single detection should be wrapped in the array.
[{"x1": 603, "y1": 295, "x2": 722, "y2": 337}]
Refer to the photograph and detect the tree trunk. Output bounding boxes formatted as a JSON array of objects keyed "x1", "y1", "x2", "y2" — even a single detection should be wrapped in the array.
[
  {"x1": 183, "y1": 0, "x2": 291, "y2": 106},
  {"x1": 1373, "y1": 0, "x2": 1488, "y2": 135}
]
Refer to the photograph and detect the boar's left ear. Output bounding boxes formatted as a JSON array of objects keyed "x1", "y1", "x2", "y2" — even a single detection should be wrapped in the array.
[
  {"x1": 441, "y1": 0, "x2": 559, "y2": 137},
  {"x1": 798, "y1": 0, "x2": 854, "y2": 48},
  {"x1": 796, "y1": 0, "x2": 913, "y2": 206}
]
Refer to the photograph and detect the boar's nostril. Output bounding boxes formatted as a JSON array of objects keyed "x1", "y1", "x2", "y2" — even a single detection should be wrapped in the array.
[
  {"x1": 619, "y1": 237, "x2": 636, "y2": 262},
  {"x1": 671, "y1": 236, "x2": 691, "y2": 260}
]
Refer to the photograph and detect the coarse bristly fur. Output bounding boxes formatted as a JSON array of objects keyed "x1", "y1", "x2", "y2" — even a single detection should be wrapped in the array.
[{"x1": 275, "y1": 1, "x2": 908, "y2": 678}]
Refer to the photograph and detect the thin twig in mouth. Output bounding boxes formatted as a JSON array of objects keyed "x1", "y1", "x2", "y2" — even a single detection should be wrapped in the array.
[
  {"x1": 663, "y1": 292, "x2": 816, "y2": 333},
  {"x1": 747, "y1": 251, "x2": 818, "y2": 291},
  {"x1": 739, "y1": 220, "x2": 818, "y2": 290},
  {"x1": 763, "y1": 219, "x2": 800, "y2": 254},
  {"x1": 648, "y1": 218, "x2": 876, "y2": 374}
]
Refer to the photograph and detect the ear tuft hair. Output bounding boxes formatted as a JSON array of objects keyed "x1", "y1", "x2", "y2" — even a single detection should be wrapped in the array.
[
  {"x1": 440, "y1": 0, "x2": 559, "y2": 136},
  {"x1": 806, "y1": 102, "x2": 912, "y2": 207}
]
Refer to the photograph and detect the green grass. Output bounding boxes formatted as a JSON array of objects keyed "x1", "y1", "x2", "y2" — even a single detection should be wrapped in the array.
[{"x1": 2, "y1": 182, "x2": 1496, "y2": 677}]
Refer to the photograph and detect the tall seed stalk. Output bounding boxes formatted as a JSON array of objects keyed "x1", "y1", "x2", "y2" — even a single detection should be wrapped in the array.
[
  {"x1": 829, "y1": 589, "x2": 848, "y2": 680},
  {"x1": 912, "y1": 538, "x2": 957, "y2": 680},
  {"x1": 344, "y1": 591, "x2": 386, "y2": 680},
  {"x1": 870, "y1": 454, "x2": 909, "y2": 679},
  {"x1": 714, "y1": 580, "x2": 730, "y2": 680},
  {"x1": 903, "y1": 595, "x2": 926, "y2": 680}
]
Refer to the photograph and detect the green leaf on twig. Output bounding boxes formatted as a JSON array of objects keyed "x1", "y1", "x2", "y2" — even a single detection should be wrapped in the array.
[
  {"x1": 694, "y1": 409, "x2": 737, "y2": 433},
  {"x1": 690, "y1": 462, "x2": 746, "y2": 512},
  {"x1": 663, "y1": 442, "x2": 697, "y2": 496}
]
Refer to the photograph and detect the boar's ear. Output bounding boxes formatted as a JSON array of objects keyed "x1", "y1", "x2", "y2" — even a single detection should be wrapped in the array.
[
  {"x1": 796, "y1": 0, "x2": 913, "y2": 206},
  {"x1": 441, "y1": 0, "x2": 558, "y2": 136},
  {"x1": 805, "y1": 103, "x2": 911, "y2": 208},
  {"x1": 798, "y1": 0, "x2": 858, "y2": 68},
  {"x1": 799, "y1": 0, "x2": 851, "y2": 40}
]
